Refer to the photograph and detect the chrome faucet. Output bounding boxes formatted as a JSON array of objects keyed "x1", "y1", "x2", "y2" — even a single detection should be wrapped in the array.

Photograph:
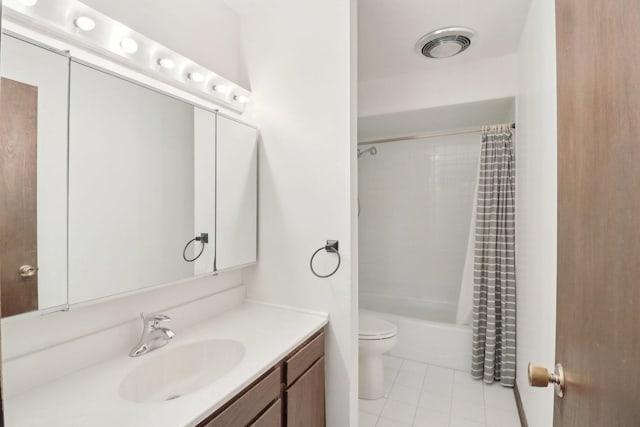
[{"x1": 129, "y1": 313, "x2": 176, "y2": 357}]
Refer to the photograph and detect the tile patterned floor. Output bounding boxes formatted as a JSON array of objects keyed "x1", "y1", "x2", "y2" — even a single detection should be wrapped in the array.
[{"x1": 359, "y1": 355, "x2": 521, "y2": 427}]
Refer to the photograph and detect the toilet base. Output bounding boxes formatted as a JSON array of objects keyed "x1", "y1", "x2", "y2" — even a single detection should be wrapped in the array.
[
  {"x1": 358, "y1": 335, "x2": 397, "y2": 400},
  {"x1": 359, "y1": 354, "x2": 385, "y2": 399}
]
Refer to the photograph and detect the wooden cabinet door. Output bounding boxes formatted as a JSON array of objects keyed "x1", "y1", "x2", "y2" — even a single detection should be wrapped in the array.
[
  {"x1": 555, "y1": 0, "x2": 640, "y2": 425},
  {"x1": 286, "y1": 357, "x2": 325, "y2": 427},
  {"x1": 201, "y1": 367, "x2": 281, "y2": 427},
  {"x1": 250, "y1": 399, "x2": 282, "y2": 427}
]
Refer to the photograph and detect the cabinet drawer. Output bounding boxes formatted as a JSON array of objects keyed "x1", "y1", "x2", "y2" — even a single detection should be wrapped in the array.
[
  {"x1": 203, "y1": 367, "x2": 281, "y2": 427},
  {"x1": 286, "y1": 357, "x2": 325, "y2": 427},
  {"x1": 285, "y1": 331, "x2": 324, "y2": 385},
  {"x1": 250, "y1": 399, "x2": 282, "y2": 427}
]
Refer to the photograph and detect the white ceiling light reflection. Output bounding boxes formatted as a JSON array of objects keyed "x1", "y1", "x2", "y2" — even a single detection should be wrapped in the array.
[
  {"x1": 120, "y1": 37, "x2": 138, "y2": 54},
  {"x1": 74, "y1": 16, "x2": 96, "y2": 31},
  {"x1": 18, "y1": 0, "x2": 38, "y2": 6}
]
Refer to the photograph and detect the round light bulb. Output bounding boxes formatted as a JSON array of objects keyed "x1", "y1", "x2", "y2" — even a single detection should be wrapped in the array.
[
  {"x1": 158, "y1": 58, "x2": 175, "y2": 69},
  {"x1": 74, "y1": 16, "x2": 96, "y2": 32},
  {"x1": 19, "y1": 0, "x2": 38, "y2": 6},
  {"x1": 188, "y1": 72, "x2": 204, "y2": 83},
  {"x1": 234, "y1": 95, "x2": 249, "y2": 104},
  {"x1": 120, "y1": 38, "x2": 138, "y2": 54},
  {"x1": 213, "y1": 84, "x2": 230, "y2": 94}
]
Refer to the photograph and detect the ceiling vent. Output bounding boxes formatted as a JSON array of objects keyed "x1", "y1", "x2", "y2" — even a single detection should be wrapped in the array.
[{"x1": 415, "y1": 27, "x2": 475, "y2": 59}]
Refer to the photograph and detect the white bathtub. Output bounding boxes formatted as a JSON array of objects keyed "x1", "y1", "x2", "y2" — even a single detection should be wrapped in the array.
[{"x1": 360, "y1": 293, "x2": 472, "y2": 372}]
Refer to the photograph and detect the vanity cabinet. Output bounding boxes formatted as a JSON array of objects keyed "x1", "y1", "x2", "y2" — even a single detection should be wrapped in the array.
[
  {"x1": 197, "y1": 329, "x2": 325, "y2": 427},
  {"x1": 251, "y1": 399, "x2": 283, "y2": 427},
  {"x1": 284, "y1": 331, "x2": 325, "y2": 427},
  {"x1": 203, "y1": 367, "x2": 281, "y2": 427},
  {"x1": 286, "y1": 358, "x2": 325, "y2": 427}
]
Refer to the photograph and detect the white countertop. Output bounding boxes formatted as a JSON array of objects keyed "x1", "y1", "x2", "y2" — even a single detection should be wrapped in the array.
[{"x1": 5, "y1": 302, "x2": 328, "y2": 427}]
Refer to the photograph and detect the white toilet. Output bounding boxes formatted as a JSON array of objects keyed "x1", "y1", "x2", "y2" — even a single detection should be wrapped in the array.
[{"x1": 358, "y1": 312, "x2": 398, "y2": 399}]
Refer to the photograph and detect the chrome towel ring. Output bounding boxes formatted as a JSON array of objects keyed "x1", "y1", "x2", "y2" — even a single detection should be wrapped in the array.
[
  {"x1": 183, "y1": 233, "x2": 209, "y2": 262},
  {"x1": 310, "y1": 240, "x2": 341, "y2": 278}
]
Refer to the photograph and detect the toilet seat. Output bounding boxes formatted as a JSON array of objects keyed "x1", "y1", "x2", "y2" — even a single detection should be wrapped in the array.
[{"x1": 359, "y1": 314, "x2": 397, "y2": 340}]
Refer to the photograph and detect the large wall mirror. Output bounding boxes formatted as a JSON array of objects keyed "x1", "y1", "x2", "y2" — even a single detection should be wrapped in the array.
[
  {"x1": 216, "y1": 115, "x2": 258, "y2": 270},
  {"x1": 68, "y1": 61, "x2": 216, "y2": 304},
  {"x1": 0, "y1": 33, "x2": 258, "y2": 318},
  {"x1": 0, "y1": 34, "x2": 69, "y2": 317}
]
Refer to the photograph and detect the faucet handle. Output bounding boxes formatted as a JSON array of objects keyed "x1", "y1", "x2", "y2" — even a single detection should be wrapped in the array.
[
  {"x1": 151, "y1": 314, "x2": 171, "y2": 322},
  {"x1": 140, "y1": 312, "x2": 171, "y2": 328}
]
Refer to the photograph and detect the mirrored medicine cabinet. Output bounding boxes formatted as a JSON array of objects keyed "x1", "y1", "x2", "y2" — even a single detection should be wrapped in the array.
[{"x1": 0, "y1": 32, "x2": 258, "y2": 318}]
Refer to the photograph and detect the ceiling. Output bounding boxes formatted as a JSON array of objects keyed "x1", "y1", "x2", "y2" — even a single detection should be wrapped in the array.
[
  {"x1": 358, "y1": 0, "x2": 532, "y2": 82},
  {"x1": 358, "y1": 97, "x2": 515, "y2": 142}
]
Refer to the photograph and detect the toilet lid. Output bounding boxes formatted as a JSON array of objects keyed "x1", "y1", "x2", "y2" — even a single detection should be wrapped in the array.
[{"x1": 359, "y1": 314, "x2": 397, "y2": 340}]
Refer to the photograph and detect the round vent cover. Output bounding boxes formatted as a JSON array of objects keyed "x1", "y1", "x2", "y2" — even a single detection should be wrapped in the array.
[{"x1": 415, "y1": 27, "x2": 475, "y2": 59}]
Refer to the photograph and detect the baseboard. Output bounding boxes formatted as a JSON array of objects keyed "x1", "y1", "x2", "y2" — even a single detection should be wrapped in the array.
[{"x1": 513, "y1": 383, "x2": 529, "y2": 427}]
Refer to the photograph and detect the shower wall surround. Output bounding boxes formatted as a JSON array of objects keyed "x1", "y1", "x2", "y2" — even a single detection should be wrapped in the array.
[{"x1": 358, "y1": 134, "x2": 480, "y2": 315}]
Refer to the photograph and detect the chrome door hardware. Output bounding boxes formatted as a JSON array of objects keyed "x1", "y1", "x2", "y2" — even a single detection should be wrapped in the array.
[
  {"x1": 528, "y1": 363, "x2": 565, "y2": 398},
  {"x1": 19, "y1": 265, "x2": 37, "y2": 277}
]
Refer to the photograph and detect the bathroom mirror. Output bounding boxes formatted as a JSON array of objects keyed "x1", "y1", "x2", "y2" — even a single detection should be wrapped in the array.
[
  {"x1": 0, "y1": 32, "x2": 258, "y2": 316},
  {"x1": 215, "y1": 115, "x2": 258, "y2": 270},
  {"x1": 67, "y1": 61, "x2": 216, "y2": 304},
  {"x1": 0, "y1": 34, "x2": 69, "y2": 317}
]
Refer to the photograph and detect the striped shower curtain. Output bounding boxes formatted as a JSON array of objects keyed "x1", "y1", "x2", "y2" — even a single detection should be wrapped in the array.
[{"x1": 471, "y1": 124, "x2": 516, "y2": 387}]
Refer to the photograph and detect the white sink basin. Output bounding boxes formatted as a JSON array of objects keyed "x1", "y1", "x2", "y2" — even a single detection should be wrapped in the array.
[{"x1": 119, "y1": 339, "x2": 245, "y2": 403}]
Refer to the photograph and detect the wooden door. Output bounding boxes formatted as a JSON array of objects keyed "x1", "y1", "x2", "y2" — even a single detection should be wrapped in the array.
[
  {"x1": 555, "y1": 0, "x2": 640, "y2": 425},
  {"x1": 1, "y1": 7, "x2": 6, "y2": 425},
  {"x1": 0, "y1": 76, "x2": 38, "y2": 317},
  {"x1": 286, "y1": 357, "x2": 325, "y2": 427}
]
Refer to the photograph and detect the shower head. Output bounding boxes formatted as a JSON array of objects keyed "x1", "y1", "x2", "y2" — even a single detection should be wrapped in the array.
[{"x1": 358, "y1": 146, "x2": 378, "y2": 158}]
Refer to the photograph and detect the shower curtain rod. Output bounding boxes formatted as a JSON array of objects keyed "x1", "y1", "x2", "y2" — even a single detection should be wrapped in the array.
[{"x1": 357, "y1": 123, "x2": 516, "y2": 146}]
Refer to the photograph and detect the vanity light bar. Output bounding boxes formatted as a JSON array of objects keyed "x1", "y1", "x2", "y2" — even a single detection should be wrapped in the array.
[
  {"x1": 3, "y1": 0, "x2": 251, "y2": 112},
  {"x1": 234, "y1": 95, "x2": 249, "y2": 104},
  {"x1": 73, "y1": 16, "x2": 95, "y2": 32},
  {"x1": 188, "y1": 72, "x2": 204, "y2": 83},
  {"x1": 157, "y1": 58, "x2": 175, "y2": 70},
  {"x1": 213, "y1": 84, "x2": 230, "y2": 94},
  {"x1": 119, "y1": 37, "x2": 138, "y2": 54}
]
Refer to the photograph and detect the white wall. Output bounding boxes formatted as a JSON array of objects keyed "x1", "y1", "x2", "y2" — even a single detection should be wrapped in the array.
[
  {"x1": 359, "y1": 53, "x2": 518, "y2": 117},
  {"x1": 515, "y1": 1, "x2": 557, "y2": 426},
  {"x1": 228, "y1": 1, "x2": 357, "y2": 425},
  {"x1": 81, "y1": 0, "x2": 249, "y2": 89},
  {"x1": 358, "y1": 135, "x2": 480, "y2": 313}
]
